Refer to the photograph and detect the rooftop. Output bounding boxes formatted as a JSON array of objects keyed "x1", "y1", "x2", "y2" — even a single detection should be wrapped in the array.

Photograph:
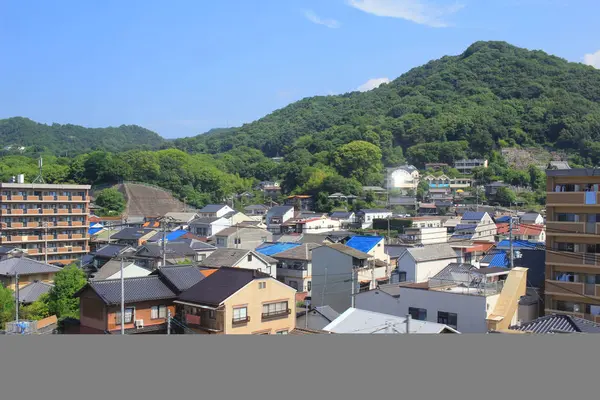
[
  {"x1": 198, "y1": 204, "x2": 229, "y2": 213},
  {"x1": 163, "y1": 212, "x2": 199, "y2": 222},
  {"x1": 155, "y1": 265, "x2": 212, "y2": 293},
  {"x1": 270, "y1": 243, "x2": 320, "y2": 261},
  {"x1": 15, "y1": 280, "x2": 54, "y2": 304},
  {"x1": 201, "y1": 248, "x2": 276, "y2": 268},
  {"x1": 404, "y1": 243, "x2": 458, "y2": 262},
  {"x1": 345, "y1": 236, "x2": 383, "y2": 253},
  {"x1": 461, "y1": 211, "x2": 487, "y2": 221},
  {"x1": 110, "y1": 227, "x2": 156, "y2": 241},
  {"x1": 214, "y1": 225, "x2": 270, "y2": 237},
  {"x1": 256, "y1": 243, "x2": 301, "y2": 257},
  {"x1": 319, "y1": 243, "x2": 371, "y2": 260},
  {"x1": 268, "y1": 205, "x2": 294, "y2": 216},
  {"x1": 0, "y1": 257, "x2": 62, "y2": 276},
  {"x1": 510, "y1": 314, "x2": 600, "y2": 334},
  {"x1": 80, "y1": 276, "x2": 177, "y2": 305}
]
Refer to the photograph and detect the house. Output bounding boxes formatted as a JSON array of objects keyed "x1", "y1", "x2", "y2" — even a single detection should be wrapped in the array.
[
  {"x1": 400, "y1": 227, "x2": 448, "y2": 245},
  {"x1": 405, "y1": 216, "x2": 444, "y2": 228},
  {"x1": 296, "y1": 305, "x2": 341, "y2": 331},
  {"x1": 0, "y1": 257, "x2": 62, "y2": 291},
  {"x1": 213, "y1": 225, "x2": 272, "y2": 250},
  {"x1": 345, "y1": 236, "x2": 389, "y2": 265},
  {"x1": 329, "y1": 211, "x2": 356, "y2": 228},
  {"x1": 269, "y1": 243, "x2": 320, "y2": 294},
  {"x1": 356, "y1": 209, "x2": 392, "y2": 229},
  {"x1": 244, "y1": 204, "x2": 270, "y2": 217},
  {"x1": 90, "y1": 260, "x2": 152, "y2": 280},
  {"x1": 388, "y1": 195, "x2": 418, "y2": 208},
  {"x1": 163, "y1": 212, "x2": 200, "y2": 228},
  {"x1": 508, "y1": 314, "x2": 600, "y2": 334},
  {"x1": 285, "y1": 195, "x2": 314, "y2": 211},
  {"x1": 394, "y1": 243, "x2": 458, "y2": 283},
  {"x1": 84, "y1": 243, "x2": 136, "y2": 275},
  {"x1": 75, "y1": 276, "x2": 178, "y2": 334},
  {"x1": 384, "y1": 165, "x2": 420, "y2": 193},
  {"x1": 311, "y1": 243, "x2": 386, "y2": 314},
  {"x1": 152, "y1": 264, "x2": 217, "y2": 294},
  {"x1": 423, "y1": 175, "x2": 472, "y2": 191},
  {"x1": 281, "y1": 215, "x2": 341, "y2": 234},
  {"x1": 258, "y1": 182, "x2": 281, "y2": 198},
  {"x1": 356, "y1": 265, "x2": 529, "y2": 333},
  {"x1": 265, "y1": 205, "x2": 295, "y2": 233},
  {"x1": 323, "y1": 308, "x2": 459, "y2": 334},
  {"x1": 15, "y1": 280, "x2": 54, "y2": 305},
  {"x1": 519, "y1": 212, "x2": 544, "y2": 225},
  {"x1": 188, "y1": 216, "x2": 230, "y2": 237},
  {"x1": 451, "y1": 211, "x2": 497, "y2": 242},
  {"x1": 511, "y1": 224, "x2": 546, "y2": 243},
  {"x1": 200, "y1": 248, "x2": 278, "y2": 278},
  {"x1": 0, "y1": 245, "x2": 23, "y2": 261},
  {"x1": 417, "y1": 203, "x2": 437, "y2": 215},
  {"x1": 485, "y1": 181, "x2": 509, "y2": 197},
  {"x1": 110, "y1": 228, "x2": 157, "y2": 247},
  {"x1": 197, "y1": 204, "x2": 235, "y2": 218},
  {"x1": 176, "y1": 267, "x2": 297, "y2": 335},
  {"x1": 146, "y1": 229, "x2": 190, "y2": 243},
  {"x1": 454, "y1": 158, "x2": 488, "y2": 174},
  {"x1": 134, "y1": 242, "x2": 210, "y2": 268}
]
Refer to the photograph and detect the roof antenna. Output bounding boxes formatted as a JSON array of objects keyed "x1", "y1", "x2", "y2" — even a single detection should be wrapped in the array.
[{"x1": 32, "y1": 157, "x2": 45, "y2": 184}]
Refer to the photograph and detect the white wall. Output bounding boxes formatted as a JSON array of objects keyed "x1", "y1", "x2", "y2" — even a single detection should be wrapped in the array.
[
  {"x1": 234, "y1": 252, "x2": 277, "y2": 279},
  {"x1": 215, "y1": 205, "x2": 235, "y2": 218},
  {"x1": 396, "y1": 254, "x2": 456, "y2": 283},
  {"x1": 105, "y1": 263, "x2": 152, "y2": 279},
  {"x1": 356, "y1": 287, "x2": 489, "y2": 333}
]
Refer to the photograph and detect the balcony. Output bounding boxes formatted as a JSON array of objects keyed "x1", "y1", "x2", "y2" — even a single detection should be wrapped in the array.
[
  {"x1": 545, "y1": 280, "x2": 584, "y2": 296},
  {"x1": 544, "y1": 308, "x2": 584, "y2": 319},
  {"x1": 546, "y1": 222, "x2": 586, "y2": 235},
  {"x1": 546, "y1": 192, "x2": 585, "y2": 205},
  {"x1": 276, "y1": 267, "x2": 308, "y2": 278},
  {"x1": 261, "y1": 309, "x2": 291, "y2": 321},
  {"x1": 546, "y1": 251, "x2": 600, "y2": 266},
  {"x1": 232, "y1": 316, "x2": 251, "y2": 326}
]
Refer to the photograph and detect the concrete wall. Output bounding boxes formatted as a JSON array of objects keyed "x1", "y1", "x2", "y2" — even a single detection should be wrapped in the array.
[
  {"x1": 396, "y1": 253, "x2": 455, "y2": 283},
  {"x1": 296, "y1": 311, "x2": 332, "y2": 331},
  {"x1": 312, "y1": 247, "x2": 356, "y2": 314}
]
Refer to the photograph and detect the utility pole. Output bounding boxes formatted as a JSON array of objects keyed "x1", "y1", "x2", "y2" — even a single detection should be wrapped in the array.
[
  {"x1": 370, "y1": 260, "x2": 376, "y2": 290},
  {"x1": 162, "y1": 218, "x2": 167, "y2": 268},
  {"x1": 43, "y1": 222, "x2": 48, "y2": 264},
  {"x1": 14, "y1": 272, "x2": 19, "y2": 325},
  {"x1": 350, "y1": 266, "x2": 356, "y2": 309},
  {"x1": 406, "y1": 314, "x2": 411, "y2": 334},
  {"x1": 167, "y1": 308, "x2": 171, "y2": 335},
  {"x1": 509, "y1": 214, "x2": 514, "y2": 269},
  {"x1": 305, "y1": 297, "x2": 309, "y2": 329},
  {"x1": 120, "y1": 257, "x2": 125, "y2": 335}
]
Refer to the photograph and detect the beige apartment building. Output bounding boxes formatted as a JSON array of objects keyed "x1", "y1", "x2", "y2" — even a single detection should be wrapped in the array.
[
  {"x1": 0, "y1": 183, "x2": 91, "y2": 265},
  {"x1": 545, "y1": 167, "x2": 600, "y2": 323}
]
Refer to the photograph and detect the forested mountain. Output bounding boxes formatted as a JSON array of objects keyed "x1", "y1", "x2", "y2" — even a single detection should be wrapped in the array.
[
  {"x1": 0, "y1": 117, "x2": 165, "y2": 155},
  {"x1": 175, "y1": 41, "x2": 600, "y2": 167}
]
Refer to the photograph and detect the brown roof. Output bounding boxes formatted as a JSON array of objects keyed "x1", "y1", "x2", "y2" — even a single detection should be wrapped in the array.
[
  {"x1": 271, "y1": 243, "x2": 320, "y2": 261},
  {"x1": 289, "y1": 328, "x2": 332, "y2": 335},
  {"x1": 322, "y1": 243, "x2": 371, "y2": 260}
]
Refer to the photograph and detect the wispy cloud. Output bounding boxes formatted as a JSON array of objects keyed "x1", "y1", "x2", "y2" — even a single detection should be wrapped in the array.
[
  {"x1": 357, "y1": 77, "x2": 391, "y2": 92},
  {"x1": 347, "y1": 0, "x2": 464, "y2": 28},
  {"x1": 304, "y1": 10, "x2": 341, "y2": 29},
  {"x1": 584, "y1": 50, "x2": 600, "y2": 69}
]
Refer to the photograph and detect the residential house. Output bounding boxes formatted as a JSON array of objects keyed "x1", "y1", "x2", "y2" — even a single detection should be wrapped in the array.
[
  {"x1": 400, "y1": 227, "x2": 448, "y2": 245},
  {"x1": 454, "y1": 158, "x2": 488, "y2": 174},
  {"x1": 406, "y1": 216, "x2": 444, "y2": 228},
  {"x1": 269, "y1": 243, "x2": 320, "y2": 294},
  {"x1": 244, "y1": 204, "x2": 270, "y2": 218},
  {"x1": 384, "y1": 165, "x2": 420, "y2": 193},
  {"x1": 265, "y1": 205, "x2": 295, "y2": 233},
  {"x1": 519, "y1": 212, "x2": 544, "y2": 225},
  {"x1": 285, "y1": 195, "x2": 314, "y2": 211},
  {"x1": 213, "y1": 225, "x2": 272, "y2": 250},
  {"x1": 75, "y1": 276, "x2": 177, "y2": 334},
  {"x1": 163, "y1": 212, "x2": 200, "y2": 229},
  {"x1": 323, "y1": 308, "x2": 459, "y2": 334},
  {"x1": 356, "y1": 209, "x2": 392, "y2": 229},
  {"x1": 394, "y1": 243, "x2": 458, "y2": 283},
  {"x1": 146, "y1": 229, "x2": 190, "y2": 243},
  {"x1": 357, "y1": 265, "x2": 529, "y2": 333},
  {"x1": 0, "y1": 257, "x2": 61, "y2": 291},
  {"x1": 508, "y1": 314, "x2": 600, "y2": 334},
  {"x1": 90, "y1": 260, "x2": 152, "y2": 280},
  {"x1": 329, "y1": 211, "x2": 356, "y2": 228},
  {"x1": 311, "y1": 243, "x2": 386, "y2": 314},
  {"x1": 0, "y1": 245, "x2": 22, "y2": 261},
  {"x1": 110, "y1": 228, "x2": 157, "y2": 247},
  {"x1": 281, "y1": 215, "x2": 341, "y2": 234},
  {"x1": 451, "y1": 211, "x2": 497, "y2": 242},
  {"x1": 345, "y1": 236, "x2": 389, "y2": 265},
  {"x1": 417, "y1": 203, "x2": 437, "y2": 216},
  {"x1": 511, "y1": 224, "x2": 546, "y2": 243},
  {"x1": 485, "y1": 181, "x2": 509, "y2": 197},
  {"x1": 296, "y1": 305, "x2": 340, "y2": 331},
  {"x1": 258, "y1": 182, "x2": 281, "y2": 198},
  {"x1": 134, "y1": 241, "x2": 214, "y2": 269},
  {"x1": 15, "y1": 280, "x2": 54, "y2": 305},
  {"x1": 188, "y1": 216, "x2": 230, "y2": 237},
  {"x1": 423, "y1": 175, "x2": 472, "y2": 191},
  {"x1": 176, "y1": 267, "x2": 297, "y2": 335},
  {"x1": 200, "y1": 248, "x2": 277, "y2": 278},
  {"x1": 197, "y1": 204, "x2": 235, "y2": 218}
]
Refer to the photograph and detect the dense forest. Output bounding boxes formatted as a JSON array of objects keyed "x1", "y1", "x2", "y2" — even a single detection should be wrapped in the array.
[
  {"x1": 2, "y1": 41, "x2": 600, "y2": 209},
  {"x1": 0, "y1": 117, "x2": 165, "y2": 155}
]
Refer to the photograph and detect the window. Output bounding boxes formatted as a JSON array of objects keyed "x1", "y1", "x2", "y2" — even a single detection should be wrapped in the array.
[
  {"x1": 556, "y1": 242, "x2": 575, "y2": 252},
  {"x1": 397, "y1": 271, "x2": 407, "y2": 283},
  {"x1": 275, "y1": 330, "x2": 288, "y2": 335},
  {"x1": 307, "y1": 281, "x2": 311, "y2": 291},
  {"x1": 408, "y1": 307, "x2": 427, "y2": 321},
  {"x1": 262, "y1": 301, "x2": 289, "y2": 320},
  {"x1": 232, "y1": 307, "x2": 248, "y2": 324},
  {"x1": 234, "y1": 238, "x2": 241, "y2": 245},
  {"x1": 209, "y1": 310, "x2": 216, "y2": 319},
  {"x1": 158, "y1": 305, "x2": 167, "y2": 319},
  {"x1": 247, "y1": 254, "x2": 253, "y2": 262},
  {"x1": 216, "y1": 238, "x2": 226, "y2": 246},
  {"x1": 115, "y1": 307, "x2": 134, "y2": 325},
  {"x1": 258, "y1": 281, "x2": 266, "y2": 289},
  {"x1": 151, "y1": 306, "x2": 159, "y2": 319},
  {"x1": 557, "y1": 213, "x2": 578, "y2": 222},
  {"x1": 438, "y1": 312, "x2": 458, "y2": 329}
]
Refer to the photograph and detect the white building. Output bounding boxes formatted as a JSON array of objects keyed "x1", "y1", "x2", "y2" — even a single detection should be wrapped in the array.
[
  {"x1": 454, "y1": 159, "x2": 488, "y2": 174},
  {"x1": 200, "y1": 248, "x2": 278, "y2": 279},
  {"x1": 384, "y1": 165, "x2": 420, "y2": 192},
  {"x1": 266, "y1": 205, "x2": 295, "y2": 234},
  {"x1": 357, "y1": 209, "x2": 392, "y2": 229},
  {"x1": 394, "y1": 243, "x2": 458, "y2": 283},
  {"x1": 451, "y1": 211, "x2": 497, "y2": 242},
  {"x1": 519, "y1": 212, "x2": 544, "y2": 225},
  {"x1": 188, "y1": 216, "x2": 231, "y2": 237},
  {"x1": 197, "y1": 204, "x2": 235, "y2": 218},
  {"x1": 402, "y1": 227, "x2": 448, "y2": 245},
  {"x1": 329, "y1": 211, "x2": 356, "y2": 228},
  {"x1": 356, "y1": 264, "x2": 529, "y2": 333}
]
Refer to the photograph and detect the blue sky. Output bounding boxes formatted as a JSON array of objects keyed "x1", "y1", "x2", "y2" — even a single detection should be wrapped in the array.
[{"x1": 1, "y1": 0, "x2": 599, "y2": 138}]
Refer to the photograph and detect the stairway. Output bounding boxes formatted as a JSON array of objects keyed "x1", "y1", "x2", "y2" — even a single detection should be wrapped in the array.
[{"x1": 486, "y1": 267, "x2": 528, "y2": 332}]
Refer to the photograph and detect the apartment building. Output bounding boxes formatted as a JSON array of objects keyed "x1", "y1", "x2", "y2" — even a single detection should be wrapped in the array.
[
  {"x1": 0, "y1": 183, "x2": 91, "y2": 265},
  {"x1": 545, "y1": 167, "x2": 600, "y2": 323},
  {"x1": 454, "y1": 159, "x2": 488, "y2": 174}
]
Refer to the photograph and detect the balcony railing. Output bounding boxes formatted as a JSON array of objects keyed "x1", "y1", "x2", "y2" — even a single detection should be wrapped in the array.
[
  {"x1": 232, "y1": 316, "x2": 251, "y2": 325},
  {"x1": 261, "y1": 309, "x2": 291, "y2": 321},
  {"x1": 545, "y1": 280, "x2": 585, "y2": 296},
  {"x1": 0, "y1": 195, "x2": 87, "y2": 202},
  {"x1": 546, "y1": 251, "x2": 600, "y2": 266},
  {"x1": 0, "y1": 209, "x2": 87, "y2": 215}
]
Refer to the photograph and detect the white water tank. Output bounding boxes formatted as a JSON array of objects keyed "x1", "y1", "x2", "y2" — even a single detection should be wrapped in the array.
[{"x1": 17, "y1": 174, "x2": 25, "y2": 184}]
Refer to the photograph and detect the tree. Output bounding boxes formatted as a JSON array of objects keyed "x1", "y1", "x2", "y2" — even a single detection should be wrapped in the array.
[
  {"x1": 95, "y1": 188, "x2": 126, "y2": 215},
  {"x1": 528, "y1": 164, "x2": 546, "y2": 191},
  {"x1": 416, "y1": 180, "x2": 429, "y2": 202},
  {"x1": 314, "y1": 192, "x2": 333, "y2": 213},
  {"x1": 46, "y1": 265, "x2": 87, "y2": 319},
  {"x1": 0, "y1": 284, "x2": 14, "y2": 329},
  {"x1": 495, "y1": 186, "x2": 517, "y2": 206},
  {"x1": 332, "y1": 140, "x2": 382, "y2": 184},
  {"x1": 19, "y1": 294, "x2": 50, "y2": 321}
]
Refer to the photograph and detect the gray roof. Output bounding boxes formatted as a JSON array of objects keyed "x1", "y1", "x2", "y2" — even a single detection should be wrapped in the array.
[
  {"x1": 548, "y1": 161, "x2": 570, "y2": 170},
  {"x1": 163, "y1": 212, "x2": 199, "y2": 222},
  {"x1": 177, "y1": 238, "x2": 217, "y2": 251},
  {"x1": 297, "y1": 305, "x2": 340, "y2": 322},
  {"x1": 0, "y1": 257, "x2": 62, "y2": 276},
  {"x1": 198, "y1": 204, "x2": 228, "y2": 213},
  {"x1": 81, "y1": 276, "x2": 177, "y2": 305},
  {"x1": 215, "y1": 225, "x2": 270, "y2": 237},
  {"x1": 430, "y1": 263, "x2": 483, "y2": 284},
  {"x1": 270, "y1": 243, "x2": 320, "y2": 261},
  {"x1": 510, "y1": 314, "x2": 600, "y2": 334},
  {"x1": 200, "y1": 248, "x2": 276, "y2": 268},
  {"x1": 276, "y1": 234, "x2": 305, "y2": 243},
  {"x1": 244, "y1": 204, "x2": 269, "y2": 211},
  {"x1": 135, "y1": 242, "x2": 198, "y2": 259},
  {"x1": 190, "y1": 216, "x2": 223, "y2": 225},
  {"x1": 0, "y1": 246, "x2": 18, "y2": 254},
  {"x1": 360, "y1": 209, "x2": 392, "y2": 214},
  {"x1": 320, "y1": 243, "x2": 371, "y2": 260},
  {"x1": 268, "y1": 205, "x2": 294, "y2": 217},
  {"x1": 519, "y1": 212, "x2": 542, "y2": 222},
  {"x1": 16, "y1": 280, "x2": 54, "y2": 304},
  {"x1": 156, "y1": 265, "x2": 209, "y2": 293},
  {"x1": 330, "y1": 211, "x2": 354, "y2": 219},
  {"x1": 110, "y1": 227, "x2": 155, "y2": 240},
  {"x1": 323, "y1": 308, "x2": 459, "y2": 334},
  {"x1": 385, "y1": 245, "x2": 409, "y2": 259},
  {"x1": 95, "y1": 243, "x2": 134, "y2": 258},
  {"x1": 404, "y1": 243, "x2": 458, "y2": 262},
  {"x1": 374, "y1": 283, "x2": 403, "y2": 298}
]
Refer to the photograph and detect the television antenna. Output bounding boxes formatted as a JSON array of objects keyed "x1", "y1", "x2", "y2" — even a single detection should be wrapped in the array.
[{"x1": 32, "y1": 157, "x2": 46, "y2": 184}]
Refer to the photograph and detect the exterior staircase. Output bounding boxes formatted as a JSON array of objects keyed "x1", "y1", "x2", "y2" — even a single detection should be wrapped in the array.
[{"x1": 486, "y1": 267, "x2": 528, "y2": 332}]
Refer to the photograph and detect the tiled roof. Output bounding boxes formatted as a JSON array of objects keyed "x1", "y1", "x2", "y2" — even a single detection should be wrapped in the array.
[
  {"x1": 488, "y1": 252, "x2": 509, "y2": 268},
  {"x1": 330, "y1": 211, "x2": 354, "y2": 219},
  {"x1": 320, "y1": 243, "x2": 371, "y2": 260},
  {"x1": 244, "y1": 204, "x2": 269, "y2": 211},
  {"x1": 268, "y1": 205, "x2": 294, "y2": 217},
  {"x1": 90, "y1": 260, "x2": 151, "y2": 281},
  {"x1": 177, "y1": 267, "x2": 271, "y2": 307},
  {"x1": 15, "y1": 280, "x2": 54, "y2": 304},
  {"x1": 110, "y1": 227, "x2": 155, "y2": 241},
  {"x1": 345, "y1": 236, "x2": 383, "y2": 253},
  {"x1": 455, "y1": 224, "x2": 477, "y2": 231},
  {"x1": 215, "y1": 225, "x2": 269, "y2": 237},
  {"x1": 95, "y1": 243, "x2": 133, "y2": 258},
  {"x1": 360, "y1": 209, "x2": 392, "y2": 213},
  {"x1": 289, "y1": 328, "x2": 332, "y2": 335},
  {"x1": 495, "y1": 216, "x2": 512, "y2": 223},
  {"x1": 256, "y1": 243, "x2": 301, "y2": 257},
  {"x1": 405, "y1": 244, "x2": 457, "y2": 262},
  {"x1": 497, "y1": 239, "x2": 543, "y2": 249},
  {"x1": 385, "y1": 245, "x2": 409, "y2": 259},
  {"x1": 270, "y1": 243, "x2": 320, "y2": 261},
  {"x1": 0, "y1": 257, "x2": 62, "y2": 276},
  {"x1": 82, "y1": 276, "x2": 177, "y2": 305},
  {"x1": 135, "y1": 242, "x2": 197, "y2": 259},
  {"x1": 510, "y1": 314, "x2": 600, "y2": 334},
  {"x1": 190, "y1": 216, "x2": 222, "y2": 224},
  {"x1": 148, "y1": 230, "x2": 189, "y2": 242},
  {"x1": 198, "y1": 204, "x2": 228, "y2": 213},
  {"x1": 163, "y1": 212, "x2": 199, "y2": 222},
  {"x1": 157, "y1": 265, "x2": 208, "y2": 293},
  {"x1": 200, "y1": 248, "x2": 249, "y2": 268},
  {"x1": 461, "y1": 211, "x2": 486, "y2": 221}
]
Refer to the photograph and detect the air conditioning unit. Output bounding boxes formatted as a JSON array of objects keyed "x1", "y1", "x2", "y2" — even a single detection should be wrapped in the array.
[{"x1": 135, "y1": 319, "x2": 144, "y2": 329}]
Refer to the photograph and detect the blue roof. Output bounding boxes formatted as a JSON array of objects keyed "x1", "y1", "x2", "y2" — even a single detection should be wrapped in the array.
[
  {"x1": 488, "y1": 252, "x2": 509, "y2": 268},
  {"x1": 495, "y1": 216, "x2": 511, "y2": 223},
  {"x1": 497, "y1": 240, "x2": 542, "y2": 250},
  {"x1": 480, "y1": 250, "x2": 502, "y2": 264},
  {"x1": 88, "y1": 227, "x2": 103, "y2": 235},
  {"x1": 345, "y1": 236, "x2": 383, "y2": 253},
  {"x1": 256, "y1": 243, "x2": 301, "y2": 256},
  {"x1": 450, "y1": 234, "x2": 473, "y2": 240},
  {"x1": 166, "y1": 230, "x2": 188, "y2": 241},
  {"x1": 455, "y1": 224, "x2": 477, "y2": 231},
  {"x1": 462, "y1": 211, "x2": 486, "y2": 221}
]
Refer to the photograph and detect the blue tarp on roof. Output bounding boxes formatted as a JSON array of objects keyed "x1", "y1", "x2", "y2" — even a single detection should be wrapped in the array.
[
  {"x1": 256, "y1": 243, "x2": 301, "y2": 256},
  {"x1": 462, "y1": 211, "x2": 486, "y2": 221},
  {"x1": 345, "y1": 236, "x2": 383, "y2": 253},
  {"x1": 450, "y1": 234, "x2": 473, "y2": 240},
  {"x1": 488, "y1": 252, "x2": 509, "y2": 268},
  {"x1": 480, "y1": 250, "x2": 501, "y2": 264},
  {"x1": 497, "y1": 239, "x2": 542, "y2": 250},
  {"x1": 166, "y1": 230, "x2": 188, "y2": 241},
  {"x1": 88, "y1": 222, "x2": 104, "y2": 236}
]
